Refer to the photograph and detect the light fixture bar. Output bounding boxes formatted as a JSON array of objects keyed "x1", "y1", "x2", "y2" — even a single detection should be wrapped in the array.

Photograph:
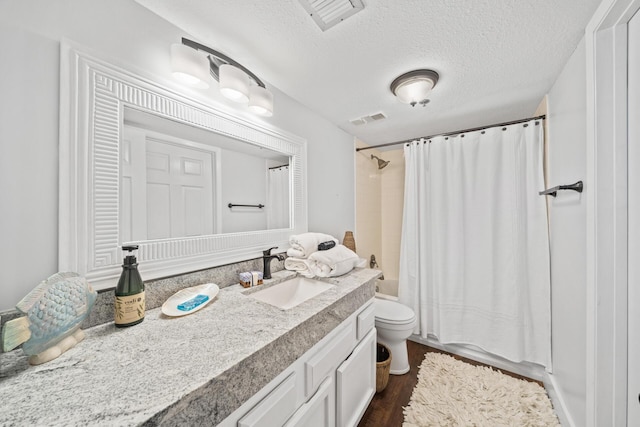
[{"x1": 181, "y1": 37, "x2": 266, "y2": 88}]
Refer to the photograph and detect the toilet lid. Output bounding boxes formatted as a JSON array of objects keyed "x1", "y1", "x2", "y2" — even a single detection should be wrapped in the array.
[{"x1": 375, "y1": 299, "x2": 415, "y2": 324}]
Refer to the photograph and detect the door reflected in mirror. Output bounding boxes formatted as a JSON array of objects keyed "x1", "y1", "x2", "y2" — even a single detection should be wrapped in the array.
[{"x1": 120, "y1": 108, "x2": 290, "y2": 244}]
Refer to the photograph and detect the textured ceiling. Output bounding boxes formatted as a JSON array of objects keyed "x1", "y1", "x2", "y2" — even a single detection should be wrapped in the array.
[{"x1": 135, "y1": 0, "x2": 601, "y2": 146}]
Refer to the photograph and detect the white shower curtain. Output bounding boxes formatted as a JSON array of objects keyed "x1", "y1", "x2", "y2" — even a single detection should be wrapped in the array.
[
  {"x1": 398, "y1": 120, "x2": 551, "y2": 367},
  {"x1": 267, "y1": 166, "x2": 290, "y2": 229}
]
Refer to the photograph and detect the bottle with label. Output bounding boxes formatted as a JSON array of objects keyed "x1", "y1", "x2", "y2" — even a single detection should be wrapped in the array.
[{"x1": 114, "y1": 245, "x2": 145, "y2": 327}]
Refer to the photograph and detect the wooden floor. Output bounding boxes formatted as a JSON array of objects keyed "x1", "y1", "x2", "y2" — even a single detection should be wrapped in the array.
[{"x1": 358, "y1": 340, "x2": 542, "y2": 427}]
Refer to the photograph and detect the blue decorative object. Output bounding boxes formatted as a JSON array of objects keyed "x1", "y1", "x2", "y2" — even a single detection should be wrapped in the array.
[{"x1": 1, "y1": 272, "x2": 97, "y2": 365}]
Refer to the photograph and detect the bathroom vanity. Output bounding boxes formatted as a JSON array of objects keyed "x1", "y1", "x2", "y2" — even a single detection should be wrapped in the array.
[{"x1": 0, "y1": 268, "x2": 379, "y2": 426}]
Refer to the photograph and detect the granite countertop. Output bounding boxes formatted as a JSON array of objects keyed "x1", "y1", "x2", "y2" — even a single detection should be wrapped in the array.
[{"x1": 0, "y1": 268, "x2": 378, "y2": 426}]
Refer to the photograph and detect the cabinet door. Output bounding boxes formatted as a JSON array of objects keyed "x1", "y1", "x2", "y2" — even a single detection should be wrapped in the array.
[
  {"x1": 284, "y1": 376, "x2": 334, "y2": 427},
  {"x1": 238, "y1": 373, "x2": 298, "y2": 427},
  {"x1": 305, "y1": 320, "x2": 356, "y2": 396},
  {"x1": 336, "y1": 329, "x2": 376, "y2": 427}
]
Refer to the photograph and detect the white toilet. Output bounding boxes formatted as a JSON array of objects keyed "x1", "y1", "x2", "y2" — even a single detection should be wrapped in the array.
[{"x1": 374, "y1": 299, "x2": 417, "y2": 375}]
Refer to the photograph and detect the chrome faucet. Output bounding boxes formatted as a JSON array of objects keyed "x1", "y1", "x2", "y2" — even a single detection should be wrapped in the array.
[{"x1": 263, "y1": 247, "x2": 285, "y2": 280}]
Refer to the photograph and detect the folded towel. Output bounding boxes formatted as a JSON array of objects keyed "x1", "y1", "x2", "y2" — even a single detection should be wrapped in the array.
[
  {"x1": 307, "y1": 245, "x2": 366, "y2": 278},
  {"x1": 284, "y1": 257, "x2": 315, "y2": 278},
  {"x1": 287, "y1": 232, "x2": 338, "y2": 259}
]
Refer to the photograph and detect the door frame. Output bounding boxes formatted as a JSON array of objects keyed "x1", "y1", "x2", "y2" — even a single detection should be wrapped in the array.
[
  {"x1": 627, "y1": 9, "x2": 640, "y2": 424},
  {"x1": 585, "y1": 0, "x2": 640, "y2": 425}
]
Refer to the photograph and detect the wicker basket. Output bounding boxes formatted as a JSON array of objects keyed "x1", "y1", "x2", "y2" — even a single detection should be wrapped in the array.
[{"x1": 376, "y1": 343, "x2": 392, "y2": 393}]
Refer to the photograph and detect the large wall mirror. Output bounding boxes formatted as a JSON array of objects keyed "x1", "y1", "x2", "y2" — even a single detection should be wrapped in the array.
[{"x1": 59, "y1": 43, "x2": 307, "y2": 290}]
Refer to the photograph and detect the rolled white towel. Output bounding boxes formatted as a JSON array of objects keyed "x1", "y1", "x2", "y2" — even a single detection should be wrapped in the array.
[
  {"x1": 286, "y1": 232, "x2": 338, "y2": 259},
  {"x1": 307, "y1": 245, "x2": 366, "y2": 278},
  {"x1": 283, "y1": 257, "x2": 315, "y2": 278}
]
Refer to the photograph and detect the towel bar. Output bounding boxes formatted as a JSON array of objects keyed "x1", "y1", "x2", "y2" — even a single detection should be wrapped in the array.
[
  {"x1": 228, "y1": 203, "x2": 265, "y2": 208},
  {"x1": 539, "y1": 181, "x2": 583, "y2": 197}
]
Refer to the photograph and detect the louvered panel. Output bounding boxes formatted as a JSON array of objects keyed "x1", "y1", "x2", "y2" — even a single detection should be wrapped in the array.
[{"x1": 298, "y1": 0, "x2": 364, "y2": 31}]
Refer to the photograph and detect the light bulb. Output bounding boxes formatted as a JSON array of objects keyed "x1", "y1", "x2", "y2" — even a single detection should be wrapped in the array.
[
  {"x1": 219, "y1": 64, "x2": 250, "y2": 103},
  {"x1": 170, "y1": 44, "x2": 210, "y2": 89},
  {"x1": 395, "y1": 78, "x2": 434, "y2": 104},
  {"x1": 248, "y1": 86, "x2": 274, "y2": 116}
]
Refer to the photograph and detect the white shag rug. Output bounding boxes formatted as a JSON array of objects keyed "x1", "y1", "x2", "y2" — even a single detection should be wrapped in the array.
[{"x1": 403, "y1": 353, "x2": 560, "y2": 427}]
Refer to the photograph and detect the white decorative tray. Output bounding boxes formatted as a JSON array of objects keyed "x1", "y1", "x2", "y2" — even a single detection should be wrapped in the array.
[{"x1": 161, "y1": 283, "x2": 220, "y2": 317}]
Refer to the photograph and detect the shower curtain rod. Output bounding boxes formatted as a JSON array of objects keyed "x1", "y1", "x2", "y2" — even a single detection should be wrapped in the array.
[{"x1": 355, "y1": 115, "x2": 546, "y2": 152}]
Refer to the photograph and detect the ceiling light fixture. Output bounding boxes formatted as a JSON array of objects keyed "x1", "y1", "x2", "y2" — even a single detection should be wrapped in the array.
[
  {"x1": 390, "y1": 69, "x2": 439, "y2": 107},
  {"x1": 171, "y1": 38, "x2": 274, "y2": 117}
]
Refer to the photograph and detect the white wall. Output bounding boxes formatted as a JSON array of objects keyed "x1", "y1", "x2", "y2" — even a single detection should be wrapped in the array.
[
  {"x1": 0, "y1": 0, "x2": 354, "y2": 311},
  {"x1": 546, "y1": 37, "x2": 587, "y2": 426},
  {"x1": 0, "y1": 23, "x2": 60, "y2": 312},
  {"x1": 220, "y1": 151, "x2": 268, "y2": 233}
]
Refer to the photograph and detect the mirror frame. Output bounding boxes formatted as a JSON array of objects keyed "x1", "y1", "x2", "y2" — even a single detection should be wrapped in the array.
[{"x1": 59, "y1": 43, "x2": 307, "y2": 290}]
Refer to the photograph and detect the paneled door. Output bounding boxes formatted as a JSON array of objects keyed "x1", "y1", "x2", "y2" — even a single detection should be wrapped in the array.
[
  {"x1": 145, "y1": 138, "x2": 214, "y2": 239},
  {"x1": 121, "y1": 125, "x2": 218, "y2": 242}
]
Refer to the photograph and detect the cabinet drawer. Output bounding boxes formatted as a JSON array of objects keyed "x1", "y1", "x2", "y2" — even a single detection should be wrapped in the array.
[
  {"x1": 356, "y1": 302, "x2": 375, "y2": 340},
  {"x1": 238, "y1": 372, "x2": 298, "y2": 427},
  {"x1": 304, "y1": 320, "x2": 356, "y2": 396}
]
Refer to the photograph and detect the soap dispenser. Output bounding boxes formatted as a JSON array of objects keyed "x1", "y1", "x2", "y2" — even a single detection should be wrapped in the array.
[{"x1": 114, "y1": 245, "x2": 145, "y2": 327}]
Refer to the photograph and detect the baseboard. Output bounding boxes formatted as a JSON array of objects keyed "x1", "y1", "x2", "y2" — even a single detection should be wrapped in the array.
[
  {"x1": 409, "y1": 335, "x2": 546, "y2": 381},
  {"x1": 543, "y1": 372, "x2": 575, "y2": 427},
  {"x1": 409, "y1": 335, "x2": 574, "y2": 426}
]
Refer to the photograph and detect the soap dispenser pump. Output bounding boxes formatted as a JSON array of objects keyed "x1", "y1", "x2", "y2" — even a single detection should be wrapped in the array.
[{"x1": 114, "y1": 245, "x2": 145, "y2": 327}]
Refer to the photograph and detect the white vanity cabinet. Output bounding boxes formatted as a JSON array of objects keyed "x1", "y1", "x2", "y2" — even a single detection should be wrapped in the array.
[{"x1": 222, "y1": 300, "x2": 376, "y2": 427}]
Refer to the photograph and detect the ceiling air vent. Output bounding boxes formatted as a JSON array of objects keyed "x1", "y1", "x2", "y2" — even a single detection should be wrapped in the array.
[
  {"x1": 350, "y1": 112, "x2": 386, "y2": 126},
  {"x1": 298, "y1": 0, "x2": 365, "y2": 31}
]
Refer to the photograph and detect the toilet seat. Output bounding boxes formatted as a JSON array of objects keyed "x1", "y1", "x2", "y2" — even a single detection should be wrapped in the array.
[{"x1": 374, "y1": 299, "x2": 416, "y2": 325}]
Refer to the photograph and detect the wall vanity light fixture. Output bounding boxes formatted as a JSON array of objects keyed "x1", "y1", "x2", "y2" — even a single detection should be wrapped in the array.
[
  {"x1": 390, "y1": 69, "x2": 439, "y2": 107},
  {"x1": 171, "y1": 38, "x2": 274, "y2": 116}
]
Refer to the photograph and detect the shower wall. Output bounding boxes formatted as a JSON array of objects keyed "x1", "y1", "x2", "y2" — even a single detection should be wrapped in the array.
[
  {"x1": 355, "y1": 139, "x2": 405, "y2": 279},
  {"x1": 355, "y1": 140, "x2": 381, "y2": 267}
]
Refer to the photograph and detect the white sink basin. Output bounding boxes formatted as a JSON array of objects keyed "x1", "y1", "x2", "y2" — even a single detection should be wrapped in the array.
[{"x1": 248, "y1": 277, "x2": 334, "y2": 310}]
